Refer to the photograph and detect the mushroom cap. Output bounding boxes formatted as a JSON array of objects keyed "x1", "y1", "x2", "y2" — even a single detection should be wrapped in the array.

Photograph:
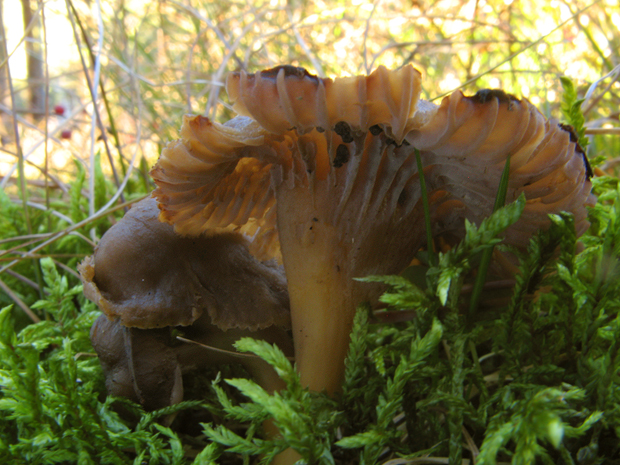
[
  {"x1": 226, "y1": 64, "x2": 431, "y2": 140},
  {"x1": 90, "y1": 311, "x2": 294, "y2": 411},
  {"x1": 405, "y1": 89, "x2": 595, "y2": 246},
  {"x1": 90, "y1": 313, "x2": 183, "y2": 411},
  {"x1": 90, "y1": 313, "x2": 141, "y2": 404},
  {"x1": 151, "y1": 65, "x2": 436, "y2": 269},
  {"x1": 151, "y1": 66, "x2": 594, "y2": 282},
  {"x1": 79, "y1": 196, "x2": 290, "y2": 331}
]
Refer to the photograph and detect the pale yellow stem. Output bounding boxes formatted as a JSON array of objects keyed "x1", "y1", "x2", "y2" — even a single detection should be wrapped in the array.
[
  {"x1": 288, "y1": 266, "x2": 355, "y2": 394},
  {"x1": 277, "y1": 213, "x2": 357, "y2": 395}
]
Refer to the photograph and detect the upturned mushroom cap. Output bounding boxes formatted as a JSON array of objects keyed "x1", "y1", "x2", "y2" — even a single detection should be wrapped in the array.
[
  {"x1": 79, "y1": 196, "x2": 290, "y2": 330},
  {"x1": 404, "y1": 89, "x2": 594, "y2": 245},
  {"x1": 150, "y1": 65, "x2": 594, "y2": 394}
]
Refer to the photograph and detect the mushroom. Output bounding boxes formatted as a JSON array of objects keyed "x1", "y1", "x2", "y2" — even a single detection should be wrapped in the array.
[
  {"x1": 89, "y1": 312, "x2": 294, "y2": 414},
  {"x1": 150, "y1": 65, "x2": 594, "y2": 396},
  {"x1": 89, "y1": 314, "x2": 184, "y2": 411},
  {"x1": 80, "y1": 196, "x2": 293, "y2": 410}
]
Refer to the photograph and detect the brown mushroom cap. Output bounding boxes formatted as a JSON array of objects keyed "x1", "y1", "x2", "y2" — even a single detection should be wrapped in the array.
[
  {"x1": 150, "y1": 65, "x2": 594, "y2": 395},
  {"x1": 79, "y1": 196, "x2": 290, "y2": 331},
  {"x1": 90, "y1": 311, "x2": 294, "y2": 412},
  {"x1": 90, "y1": 313, "x2": 183, "y2": 411},
  {"x1": 83, "y1": 197, "x2": 293, "y2": 412},
  {"x1": 90, "y1": 313, "x2": 142, "y2": 404}
]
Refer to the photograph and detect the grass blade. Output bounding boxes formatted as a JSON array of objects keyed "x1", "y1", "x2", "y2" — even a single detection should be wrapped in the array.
[
  {"x1": 468, "y1": 155, "x2": 511, "y2": 319},
  {"x1": 414, "y1": 148, "x2": 436, "y2": 267}
]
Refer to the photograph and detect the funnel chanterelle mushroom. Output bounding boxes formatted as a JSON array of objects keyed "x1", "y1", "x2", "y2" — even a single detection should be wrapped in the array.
[
  {"x1": 80, "y1": 196, "x2": 293, "y2": 410},
  {"x1": 151, "y1": 64, "x2": 595, "y2": 395}
]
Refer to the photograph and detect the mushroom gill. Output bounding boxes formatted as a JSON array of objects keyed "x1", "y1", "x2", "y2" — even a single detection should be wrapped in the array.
[{"x1": 151, "y1": 65, "x2": 594, "y2": 396}]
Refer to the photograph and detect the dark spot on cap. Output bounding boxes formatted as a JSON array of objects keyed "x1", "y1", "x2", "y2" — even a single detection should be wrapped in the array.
[
  {"x1": 369, "y1": 124, "x2": 383, "y2": 135},
  {"x1": 559, "y1": 123, "x2": 593, "y2": 179},
  {"x1": 334, "y1": 121, "x2": 354, "y2": 143},
  {"x1": 333, "y1": 144, "x2": 350, "y2": 168},
  {"x1": 559, "y1": 123, "x2": 579, "y2": 144},
  {"x1": 470, "y1": 89, "x2": 518, "y2": 105},
  {"x1": 316, "y1": 126, "x2": 325, "y2": 133}
]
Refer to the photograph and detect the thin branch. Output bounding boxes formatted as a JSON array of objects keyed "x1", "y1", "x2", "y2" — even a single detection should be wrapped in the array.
[
  {"x1": 0, "y1": 276, "x2": 40, "y2": 323},
  {"x1": 432, "y1": 0, "x2": 603, "y2": 101},
  {"x1": 585, "y1": 128, "x2": 620, "y2": 135},
  {"x1": 65, "y1": 0, "x2": 123, "y2": 211},
  {"x1": 362, "y1": 0, "x2": 379, "y2": 74},
  {"x1": 0, "y1": 195, "x2": 147, "y2": 275}
]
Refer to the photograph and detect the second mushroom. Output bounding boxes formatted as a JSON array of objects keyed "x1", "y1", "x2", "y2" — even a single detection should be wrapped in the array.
[{"x1": 151, "y1": 65, "x2": 594, "y2": 396}]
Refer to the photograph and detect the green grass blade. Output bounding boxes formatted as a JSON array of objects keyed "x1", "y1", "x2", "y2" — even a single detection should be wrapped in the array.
[
  {"x1": 468, "y1": 155, "x2": 511, "y2": 319},
  {"x1": 415, "y1": 148, "x2": 436, "y2": 267}
]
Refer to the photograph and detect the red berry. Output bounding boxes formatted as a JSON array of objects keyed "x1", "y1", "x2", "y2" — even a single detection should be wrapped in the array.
[
  {"x1": 60, "y1": 129, "x2": 72, "y2": 139},
  {"x1": 54, "y1": 105, "x2": 65, "y2": 116}
]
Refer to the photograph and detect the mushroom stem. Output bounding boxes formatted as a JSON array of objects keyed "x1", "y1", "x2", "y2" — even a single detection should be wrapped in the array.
[
  {"x1": 276, "y1": 204, "x2": 356, "y2": 394},
  {"x1": 287, "y1": 260, "x2": 354, "y2": 394}
]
